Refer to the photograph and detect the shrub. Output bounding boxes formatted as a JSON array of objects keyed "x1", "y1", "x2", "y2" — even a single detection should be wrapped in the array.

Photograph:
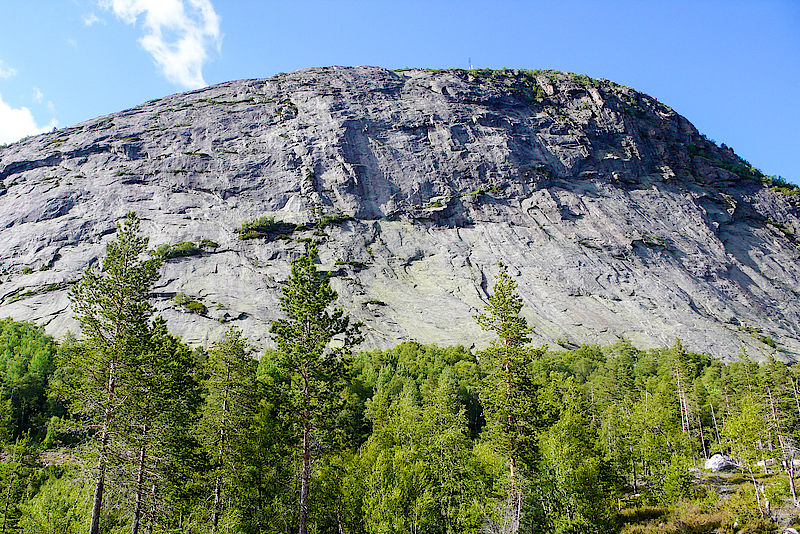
[
  {"x1": 763, "y1": 175, "x2": 800, "y2": 195},
  {"x1": 18, "y1": 475, "x2": 92, "y2": 534},
  {"x1": 317, "y1": 213, "x2": 353, "y2": 227},
  {"x1": 237, "y1": 216, "x2": 296, "y2": 240},
  {"x1": 166, "y1": 241, "x2": 200, "y2": 258},
  {"x1": 174, "y1": 292, "x2": 206, "y2": 315},
  {"x1": 155, "y1": 241, "x2": 201, "y2": 259},
  {"x1": 185, "y1": 301, "x2": 207, "y2": 315}
]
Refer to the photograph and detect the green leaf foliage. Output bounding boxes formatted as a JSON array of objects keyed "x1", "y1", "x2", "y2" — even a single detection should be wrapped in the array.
[
  {"x1": 1, "y1": 245, "x2": 794, "y2": 533},
  {"x1": 0, "y1": 319, "x2": 58, "y2": 440}
]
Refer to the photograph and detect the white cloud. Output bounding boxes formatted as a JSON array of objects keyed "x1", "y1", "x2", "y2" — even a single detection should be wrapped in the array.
[
  {"x1": 0, "y1": 60, "x2": 17, "y2": 79},
  {"x1": 0, "y1": 93, "x2": 57, "y2": 145},
  {"x1": 32, "y1": 87, "x2": 44, "y2": 104},
  {"x1": 100, "y1": 0, "x2": 221, "y2": 89},
  {"x1": 83, "y1": 13, "x2": 103, "y2": 26}
]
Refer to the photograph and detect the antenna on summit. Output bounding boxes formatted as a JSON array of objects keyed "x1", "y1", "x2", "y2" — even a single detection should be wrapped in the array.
[{"x1": 468, "y1": 57, "x2": 473, "y2": 70}]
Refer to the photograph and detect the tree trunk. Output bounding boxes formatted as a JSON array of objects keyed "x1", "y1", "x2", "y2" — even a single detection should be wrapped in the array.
[
  {"x1": 508, "y1": 455, "x2": 520, "y2": 534},
  {"x1": 710, "y1": 403, "x2": 722, "y2": 446},
  {"x1": 211, "y1": 475, "x2": 222, "y2": 533},
  {"x1": 749, "y1": 467, "x2": 764, "y2": 518},
  {"x1": 698, "y1": 414, "x2": 708, "y2": 460},
  {"x1": 90, "y1": 438, "x2": 108, "y2": 534},
  {"x1": 132, "y1": 426, "x2": 147, "y2": 534},
  {"x1": 791, "y1": 377, "x2": 800, "y2": 420},
  {"x1": 2, "y1": 454, "x2": 15, "y2": 534},
  {"x1": 146, "y1": 483, "x2": 156, "y2": 534},
  {"x1": 91, "y1": 358, "x2": 116, "y2": 534},
  {"x1": 299, "y1": 423, "x2": 311, "y2": 534},
  {"x1": 211, "y1": 365, "x2": 230, "y2": 533}
]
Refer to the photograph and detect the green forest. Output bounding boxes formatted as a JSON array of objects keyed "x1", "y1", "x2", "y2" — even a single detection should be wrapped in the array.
[{"x1": 0, "y1": 212, "x2": 797, "y2": 534}]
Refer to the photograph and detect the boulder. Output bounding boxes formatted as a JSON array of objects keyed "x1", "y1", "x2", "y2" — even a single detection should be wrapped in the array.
[{"x1": 704, "y1": 453, "x2": 737, "y2": 472}]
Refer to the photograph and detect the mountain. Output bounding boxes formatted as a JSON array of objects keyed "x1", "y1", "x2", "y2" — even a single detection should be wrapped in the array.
[{"x1": 0, "y1": 66, "x2": 798, "y2": 360}]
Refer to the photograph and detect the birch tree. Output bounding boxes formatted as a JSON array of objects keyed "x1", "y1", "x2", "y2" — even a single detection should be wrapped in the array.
[{"x1": 199, "y1": 328, "x2": 257, "y2": 533}]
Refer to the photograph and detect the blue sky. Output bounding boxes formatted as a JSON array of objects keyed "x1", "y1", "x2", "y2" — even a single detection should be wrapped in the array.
[{"x1": 1, "y1": 1, "x2": 798, "y2": 184}]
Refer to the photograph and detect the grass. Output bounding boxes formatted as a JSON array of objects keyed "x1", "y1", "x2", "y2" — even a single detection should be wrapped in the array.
[
  {"x1": 762, "y1": 175, "x2": 800, "y2": 195},
  {"x1": 317, "y1": 213, "x2": 353, "y2": 227},
  {"x1": 335, "y1": 260, "x2": 367, "y2": 269},
  {"x1": 463, "y1": 188, "x2": 484, "y2": 197},
  {"x1": 185, "y1": 301, "x2": 207, "y2": 315},
  {"x1": 772, "y1": 186, "x2": 800, "y2": 196},
  {"x1": 633, "y1": 234, "x2": 667, "y2": 249},
  {"x1": 196, "y1": 97, "x2": 255, "y2": 106},
  {"x1": 5, "y1": 281, "x2": 74, "y2": 303},
  {"x1": 619, "y1": 491, "x2": 774, "y2": 533},
  {"x1": 738, "y1": 325, "x2": 778, "y2": 348},
  {"x1": 578, "y1": 239, "x2": 602, "y2": 250},
  {"x1": 688, "y1": 143, "x2": 766, "y2": 183}
]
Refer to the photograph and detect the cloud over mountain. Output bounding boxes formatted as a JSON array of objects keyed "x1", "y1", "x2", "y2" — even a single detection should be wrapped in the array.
[
  {"x1": 0, "y1": 93, "x2": 57, "y2": 145},
  {"x1": 101, "y1": 0, "x2": 221, "y2": 88}
]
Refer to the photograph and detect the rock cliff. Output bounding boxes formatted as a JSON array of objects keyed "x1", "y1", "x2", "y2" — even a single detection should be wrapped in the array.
[{"x1": 1, "y1": 66, "x2": 798, "y2": 360}]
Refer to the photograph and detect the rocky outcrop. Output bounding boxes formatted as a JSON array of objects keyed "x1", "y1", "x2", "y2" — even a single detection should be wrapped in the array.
[{"x1": 0, "y1": 66, "x2": 798, "y2": 359}]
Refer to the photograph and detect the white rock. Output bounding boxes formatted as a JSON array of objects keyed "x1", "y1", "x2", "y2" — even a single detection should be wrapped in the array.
[{"x1": 705, "y1": 453, "x2": 737, "y2": 472}]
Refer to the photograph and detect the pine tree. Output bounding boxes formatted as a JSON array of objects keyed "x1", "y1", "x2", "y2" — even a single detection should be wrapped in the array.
[
  {"x1": 475, "y1": 262, "x2": 539, "y2": 533},
  {"x1": 68, "y1": 212, "x2": 161, "y2": 534},
  {"x1": 270, "y1": 243, "x2": 362, "y2": 534}
]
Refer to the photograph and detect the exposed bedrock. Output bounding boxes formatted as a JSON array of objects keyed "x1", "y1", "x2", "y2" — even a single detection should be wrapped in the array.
[{"x1": 1, "y1": 66, "x2": 797, "y2": 360}]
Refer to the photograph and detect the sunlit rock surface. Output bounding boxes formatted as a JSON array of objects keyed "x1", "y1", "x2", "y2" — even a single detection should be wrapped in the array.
[{"x1": 1, "y1": 66, "x2": 798, "y2": 360}]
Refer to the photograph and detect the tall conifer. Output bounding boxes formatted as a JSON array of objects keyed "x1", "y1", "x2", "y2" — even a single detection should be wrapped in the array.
[
  {"x1": 475, "y1": 262, "x2": 539, "y2": 533},
  {"x1": 69, "y1": 212, "x2": 161, "y2": 534},
  {"x1": 270, "y1": 243, "x2": 361, "y2": 534}
]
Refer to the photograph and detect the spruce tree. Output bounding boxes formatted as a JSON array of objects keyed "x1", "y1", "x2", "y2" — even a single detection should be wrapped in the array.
[
  {"x1": 68, "y1": 212, "x2": 161, "y2": 534},
  {"x1": 270, "y1": 243, "x2": 362, "y2": 534}
]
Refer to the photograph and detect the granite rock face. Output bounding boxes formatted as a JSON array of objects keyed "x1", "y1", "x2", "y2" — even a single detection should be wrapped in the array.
[{"x1": 0, "y1": 66, "x2": 798, "y2": 360}]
